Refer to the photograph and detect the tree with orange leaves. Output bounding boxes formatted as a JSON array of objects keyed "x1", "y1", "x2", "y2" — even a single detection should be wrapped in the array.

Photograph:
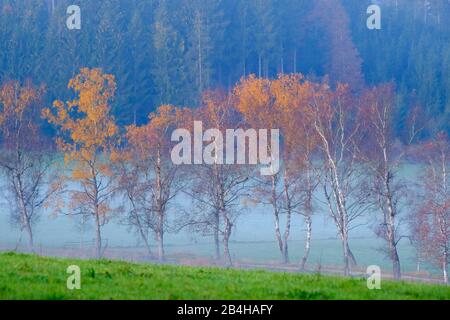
[
  {"x1": 235, "y1": 74, "x2": 320, "y2": 265},
  {"x1": 117, "y1": 105, "x2": 188, "y2": 261},
  {"x1": 0, "y1": 80, "x2": 61, "y2": 251},
  {"x1": 234, "y1": 75, "x2": 287, "y2": 262},
  {"x1": 43, "y1": 68, "x2": 120, "y2": 259},
  {"x1": 271, "y1": 75, "x2": 320, "y2": 268}
]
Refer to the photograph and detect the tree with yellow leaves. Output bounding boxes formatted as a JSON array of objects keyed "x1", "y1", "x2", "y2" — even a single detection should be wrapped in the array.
[
  {"x1": 43, "y1": 68, "x2": 119, "y2": 259},
  {"x1": 117, "y1": 105, "x2": 188, "y2": 261},
  {"x1": 234, "y1": 74, "x2": 319, "y2": 265},
  {"x1": 0, "y1": 80, "x2": 61, "y2": 251}
]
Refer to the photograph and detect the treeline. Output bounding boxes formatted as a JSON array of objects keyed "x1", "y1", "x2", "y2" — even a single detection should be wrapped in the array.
[
  {"x1": 0, "y1": 68, "x2": 448, "y2": 283},
  {"x1": 0, "y1": 0, "x2": 449, "y2": 134}
]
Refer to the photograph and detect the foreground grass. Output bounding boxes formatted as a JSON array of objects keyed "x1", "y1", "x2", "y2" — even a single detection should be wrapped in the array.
[{"x1": 0, "y1": 252, "x2": 448, "y2": 300}]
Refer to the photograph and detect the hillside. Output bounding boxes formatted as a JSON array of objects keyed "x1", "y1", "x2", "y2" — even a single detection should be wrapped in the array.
[{"x1": 0, "y1": 253, "x2": 448, "y2": 300}]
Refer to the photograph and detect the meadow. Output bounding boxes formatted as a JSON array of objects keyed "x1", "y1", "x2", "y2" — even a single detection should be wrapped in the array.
[{"x1": 0, "y1": 252, "x2": 448, "y2": 300}]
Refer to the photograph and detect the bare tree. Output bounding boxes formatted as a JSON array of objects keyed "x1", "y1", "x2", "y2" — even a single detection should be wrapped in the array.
[
  {"x1": 184, "y1": 91, "x2": 251, "y2": 266},
  {"x1": 117, "y1": 105, "x2": 186, "y2": 261},
  {"x1": 308, "y1": 82, "x2": 369, "y2": 276},
  {"x1": 358, "y1": 84, "x2": 422, "y2": 280},
  {"x1": 295, "y1": 121, "x2": 320, "y2": 271},
  {"x1": 412, "y1": 132, "x2": 449, "y2": 284}
]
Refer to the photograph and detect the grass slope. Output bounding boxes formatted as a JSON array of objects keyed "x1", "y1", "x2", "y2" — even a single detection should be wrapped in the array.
[{"x1": 0, "y1": 253, "x2": 448, "y2": 300}]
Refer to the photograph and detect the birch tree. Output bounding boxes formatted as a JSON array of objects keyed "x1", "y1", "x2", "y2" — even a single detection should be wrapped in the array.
[
  {"x1": 358, "y1": 84, "x2": 412, "y2": 280},
  {"x1": 185, "y1": 90, "x2": 251, "y2": 266},
  {"x1": 308, "y1": 82, "x2": 368, "y2": 276},
  {"x1": 43, "y1": 68, "x2": 120, "y2": 259},
  {"x1": 0, "y1": 80, "x2": 61, "y2": 251},
  {"x1": 118, "y1": 105, "x2": 187, "y2": 261},
  {"x1": 235, "y1": 74, "x2": 319, "y2": 265},
  {"x1": 413, "y1": 132, "x2": 449, "y2": 283}
]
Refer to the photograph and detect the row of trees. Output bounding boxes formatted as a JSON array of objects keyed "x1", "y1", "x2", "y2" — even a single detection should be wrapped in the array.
[
  {"x1": 0, "y1": 68, "x2": 448, "y2": 283},
  {"x1": 1, "y1": 0, "x2": 449, "y2": 135}
]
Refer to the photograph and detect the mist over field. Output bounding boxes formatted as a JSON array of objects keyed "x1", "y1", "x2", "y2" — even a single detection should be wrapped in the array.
[{"x1": 0, "y1": 165, "x2": 427, "y2": 275}]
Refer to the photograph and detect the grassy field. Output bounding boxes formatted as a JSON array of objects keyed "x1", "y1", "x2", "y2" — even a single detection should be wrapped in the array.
[{"x1": 0, "y1": 252, "x2": 448, "y2": 300}]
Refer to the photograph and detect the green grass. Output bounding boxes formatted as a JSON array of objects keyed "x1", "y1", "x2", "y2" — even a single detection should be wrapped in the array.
[{"x1": 0, "y1": 252, "x2": 448, "y2": 300}]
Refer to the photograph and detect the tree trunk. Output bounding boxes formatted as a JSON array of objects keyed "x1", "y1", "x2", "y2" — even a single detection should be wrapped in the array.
[
  {"x1": 95, "y1": 212, "x2": 102, "y2": 259},
  {"x1": 282, "y1": 175, "x2": 292, "y2": 264},
  {"x1": 386, "y1": 206, "x2": 401, "y2": 279},
  {"x1": 142, "y1": 233, "x2": 152, "y2": 257},
  {"x1": 390, "y1": 239, "x2": 401, "y2": 280},
  {"x1": 24, "y1": 215, "x2": 34, "y2": 251},
  {"x1": 258, "y1": 53, "x2": 262, "y2": 78},
  {"x1": 271, "y1": 175, "x2": 284, "y2": 262},
  {"x1": 347, "y1": 243, "x2": 357, "y2": 267},
  {"x1": 382, "y1": 153, "x2": 402, "y2": 280},
  {"x1": 156, "y1": 213, "x2": 165, "y2": 261},
  {"x1": 19, "y1": 193, "x2": 33, "y2": 251},
  {"x1": 213, "y1": 210, "x2": 220, "y2": 260},
  {"x1": 273, "y1": 212, "x2": 283, "y2": 255},
  {"x1": 223, "y1": 215, "x2": 232, "y2": 267},
  {"x1": 342, "y1": 240, "x2": 349, "y2": 276},
  {"x1": 282, "y1": 230, "x2": 289, "y2": 264},
  {"x1": 130, "y1": 203, "x2": 152, "y2": 256},
  {"x1": 155, "y1": 150, "x2": 165, "y2": 262},
  {"x1": 443, "y1": 249, "x2": 449, "y2": 284},
  {"x1": 16, "y1": 173, "x2": 34, "y2": 251},
  {"x1": 293, "y1": 48, "x2": 297, "y2": 73},
  {"x1": 341, "y1": 230, "x2": 354, "y2": 276},
  {"x1": 136, "y1": 221, "x2": 151, "y2": 256},
  {"x1": 156, "y1": 228, "x2": 165, "y2": 262},
  {"x1": 300, "y1": 215, "x2": 312, "y2": 271}
]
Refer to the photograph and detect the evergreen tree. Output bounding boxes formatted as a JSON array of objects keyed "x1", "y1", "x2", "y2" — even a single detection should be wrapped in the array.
[{"x1": 151, "y1": 0, "x2": 188, "y2": 106}]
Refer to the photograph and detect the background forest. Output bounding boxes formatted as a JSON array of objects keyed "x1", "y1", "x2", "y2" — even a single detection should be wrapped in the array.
[{"x1": 0, "y1": 0, "x2": 449, "y2": 136}]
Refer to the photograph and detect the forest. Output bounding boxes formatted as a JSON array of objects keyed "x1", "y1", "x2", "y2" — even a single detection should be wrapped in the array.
[
  {"x1": 0, "y1": 0, "x2": 449, "y2": 285},
  {"x1": 0, "y1": 0, "x2": 449, "y2": 134}
]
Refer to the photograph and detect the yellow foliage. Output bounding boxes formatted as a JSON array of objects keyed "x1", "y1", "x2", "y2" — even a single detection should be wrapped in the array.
[{"x1": 43, "y1": 68, "x2": 119, "y2": 178}]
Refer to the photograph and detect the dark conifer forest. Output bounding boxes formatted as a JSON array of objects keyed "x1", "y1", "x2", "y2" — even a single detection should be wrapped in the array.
[{"x1": 0, "y1": 0, "x2": 449, "y2": 135}]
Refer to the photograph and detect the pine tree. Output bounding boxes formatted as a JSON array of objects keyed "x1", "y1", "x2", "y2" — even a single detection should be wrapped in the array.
[
  {"x1": 151, "y1": 0, "x2": 188, "y2": 106},
  {"x1": 248, "y1": 0, "x2": 279, "y2": 78}
]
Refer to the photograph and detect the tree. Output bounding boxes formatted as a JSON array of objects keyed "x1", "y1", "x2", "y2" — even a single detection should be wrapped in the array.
[
  {"x1": 151, "y1": 0, "x2": 189, "y2": 106},
  {"x1": 122, "y1": 5, "x2": 154, "y2": 125},
  {"x1": 235, "y1": 74, "x2": 319, "y2": 265},
  {"x1": 118, "y1": 105, "x2": 187, "y2": 261},
  {"x1": 182, "y1": 0, "x2": 227, "y2": 98},
  {"x1": 308, "y1": 82, "x2": 368, "y2": 276},
  {"x1": 413, "y1": 132, "x2": 449, "y2": 283},
  {"x1": 271, "y1": 75, "x2": 320, "y2": 268},
  {"x1": 43, "y1": 68, "x2": 120, "y2": 259},
  {"x1": 248, "y1": 0, "x2": 279, "y2": 78},
  {"x1": 0, "y1": 80, "x2": 60, "y2": 251},
  {"x1": 185, "y1": 90, "x2": 251, "y2": 266},
  {"x1": 234, "y1": 75, "x2": 287, "y2": 262},
  {"x1": 308, "y1": 0, "x2": 364, "y2": 91},
  {"x1": 358, "y1": 84, "x2": 416, "y2": 280}
]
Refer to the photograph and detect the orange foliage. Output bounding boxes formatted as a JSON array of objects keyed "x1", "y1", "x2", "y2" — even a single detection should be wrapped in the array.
[
  {"x1": 43, "y1": 68, "x2": 119, "y2": 179},
  {"x1": 126, "y1": 104, "x2": 190, "y2": 159},
  {"x1": 0, "y1": 80, "x2": 43, "y2": 138},
  {"x1": 234, "y1": 74, "x2": 319, "y2": 168}
]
